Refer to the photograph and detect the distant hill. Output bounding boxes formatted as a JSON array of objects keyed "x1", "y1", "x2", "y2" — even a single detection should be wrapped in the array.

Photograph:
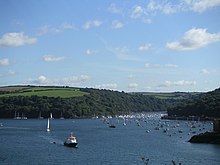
[
  {"x1": 167, "y1": 88, "x2": 220, "y2": 118},
  {"x1": 0, "y1": 85, "x2": 171, "y2": 118},
  {"x1": 0, "y1": 86, "x2": 88, "y2": 98},
  {"x1": 133, "y1": 92, "x2": 201, "y2": 100}
]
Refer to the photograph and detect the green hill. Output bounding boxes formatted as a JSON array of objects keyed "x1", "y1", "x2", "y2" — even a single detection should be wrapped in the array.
[
  {"x1": 1, "y1": 85, "x2": 218, "y2": 119},
  {"x1": 134, "y1": 92, "x2": 200, "y2": 100},
  {"x1": 0, "y1": 86, "x2": 89, "y2": 98},
  {"x1": 0, "y1": 85, "x2": 170, "y2": 119},
  {"x1": 167, "y1": 88, "x2": 220, "y2": 118}
]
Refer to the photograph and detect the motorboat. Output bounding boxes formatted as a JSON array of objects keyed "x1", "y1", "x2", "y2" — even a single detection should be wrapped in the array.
[{"x1": 64, "y1": 133, "x2": 78, "y2": 147}]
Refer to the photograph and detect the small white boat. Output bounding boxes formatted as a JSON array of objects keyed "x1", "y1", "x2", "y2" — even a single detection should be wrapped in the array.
[
  {"x1": 38, "y1": 111, "x2": 44, "y2": 119},
  {"x1": 46, "y1": 118, "x2": 50, "y2": 132},
  {"x1": 64, "y1": 133, "x2": 78, "y2": 147},
  {"x1": 50, "y1": 113, "x2": 54, "y2": 119},
  {"x1": 123, "y1": 118, "x2": 126, "y2": 126}
]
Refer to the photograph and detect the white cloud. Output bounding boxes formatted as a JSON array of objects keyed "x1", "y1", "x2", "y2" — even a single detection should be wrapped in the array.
[
  {"x1": 164, "y1": 64, "x2": 178, "y2": 68},
  {"x1": 0, "y1": 58, "x2": 9, "y2": 66},
  {"x1": 166, "y1": 28, "x2": 220, "y2": 51},
  {"x1": 131, "y1": 6, "x2": 145, "y2": 18},
  {"x1": 145, "y1": 63, "x2": 161, "y2": 68},
  {"x1": 130, "y1": 5, "x2": 153, "y2": 24},
  {"x1": 95, "y1": 83, "x2": 118, "y2": 90},
  {"x1": 112, "y1": 20, "x2": 124, "y2": 29},
  {"x1": 145, "y1": 0, "x2": 220, "y2": 16},
  {"x1": 145, "y1": 63, "x2": 178, "y2": 68},
  {"x1": 162, "y1": 3, "x2": 177, "y2": 14},
  {"x1": 61, "y1": 22, "x2": 76, "y2": 30},
  {"x1": 0, "y1": 70, "x2": 16, "y2": 78},
  {"x1": 43, "y1": 55, "x2": 64, "y2": 62},
  {"x1": 185, "y1": 0, "x2": 220, "y2": 13},
  {"x1": 85, "y1": 49, "x2": 92, "y2": 55},
  {"x1": 115, "y1": 47, "x2": 141, "y2": 61},
  {"x1": 108, "y1": 3, "x2": 123, "y2": 14},
  {"x1": 0, "y1": 32, "x2": 37, "y2": 47},
  {"x1": 159, "y1": 80, "x2": 197, "y2": 87},
  {"x1": 138, "y1": 43, "x2": 152, "y2": 51},
  {"x1": 147, "y1": 1, "x2": 161, "y2": 11},
  {"x1": 37, "y1": 25, "x2": 56, "y2": 36},
  {"x1": 144, "y1": 86, "x2": 152, "y2": 91},
  {"x1": 200, "y1": 69, "x2": 210, "y2": 74},
  {"x1": 104, "y1": 46, "x2": 139, "y2": 61},
  {"x1": 8, "y1": 70, "x2": 16, "y2": 75},
  {"x1": 38, "y1": 75, "x2": 47, "y2": 83},
  {"x1": 128, "y1": 83, "x2": 138, "y2": 89},
  {"x1": 85, "y1": 49, "x2": 98, "y2": 55},
  {"x1": 26, "y1": 75, "x2": 90, "y2": 86},
  {"x1": 142, "y1": 18, "x2": 152, "y2": 24},
  {"x1": 128, "y1": 74, "x2": 135, "y2": 79},
  {"x1": 200, "y1": 69, "x2": 216, "y2": 74},
  {"x1": 37, "y1": 23, "x2": 76, "y2": 36},
  {"x1": 83, "y1": 20, "x2": 102, "y2": 30},
  {"x1": 147, "y1": 1, "x2": 177, "y2": 14}
]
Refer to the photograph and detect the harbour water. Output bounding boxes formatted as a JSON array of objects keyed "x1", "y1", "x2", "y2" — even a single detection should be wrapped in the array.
[{"x1": 0, "y1": 113, "x2": 220, "y2": 165}]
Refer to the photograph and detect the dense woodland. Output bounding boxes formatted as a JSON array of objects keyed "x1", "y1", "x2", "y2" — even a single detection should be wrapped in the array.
[
  {"x1": 0, "y1": 86, "x2": 219, "y2": 119},
  {"x1": 167, "y1": 88, "x2": 220, "y2": 118},
  {"x1": 0, "y1": 88, "x2": 172, "y2": 118}
]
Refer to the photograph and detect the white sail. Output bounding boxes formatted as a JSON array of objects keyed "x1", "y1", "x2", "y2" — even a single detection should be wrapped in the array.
[
  {"x1": 46, "y1": 118, "x2": 50, "y2": 132},
  {"x1": 50, "y1": 113, "x2": 53, "y2": 119}
]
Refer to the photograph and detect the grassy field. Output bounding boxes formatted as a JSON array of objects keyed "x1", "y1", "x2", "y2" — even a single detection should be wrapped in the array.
[
  {"x1": 138, "y1": 92, "x2": 201, "y2": 99},
  {"x1": 143, "y1": 93, "x2": 181, "y2": 99},
  {"x1": 0, "y1": 86, "x2": 89, "y2": 98}
]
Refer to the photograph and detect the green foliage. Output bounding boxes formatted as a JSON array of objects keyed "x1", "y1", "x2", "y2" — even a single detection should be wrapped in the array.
[
  {"x1": 0, "y1": 86, "x2": 171, "y2": 118},
  {"x1": 0, "y1": 86, "x2": 88, "y2": 98},
  {"x1": 167, "y1": 88, "x2": 220, "y2": 118}
]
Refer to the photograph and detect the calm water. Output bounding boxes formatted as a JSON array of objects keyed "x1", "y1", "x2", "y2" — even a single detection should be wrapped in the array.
[{"x1": 0, "y1": 113, "x2": 220, "y2": 165}]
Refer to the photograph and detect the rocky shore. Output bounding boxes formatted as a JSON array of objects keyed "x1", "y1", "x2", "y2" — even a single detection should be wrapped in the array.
[{"x1": 189, "y1": 132, "x2": 220, "y2": 144}]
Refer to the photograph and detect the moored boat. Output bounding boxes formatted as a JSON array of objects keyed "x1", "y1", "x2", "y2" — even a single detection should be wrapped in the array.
[
  {"x1": 46, "y1": 118, "x2": 50, "y2": 132},
  {"x1": 109, "y1": 124, "x2": 116, "y2": 128}
]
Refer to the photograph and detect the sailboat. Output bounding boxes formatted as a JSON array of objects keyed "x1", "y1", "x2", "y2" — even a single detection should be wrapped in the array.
[
  {"x1": 60, "y1": 112, "x2": 64, "y2": 119},
  {"x1": 14, "y1": 111, "x2": 21, "y2": 119},
  {"x1": 50, "y1": 113, "x2": 54, "y2": 119},
  {"x1": 46, "y1": 118, "x2": 50, "y2": 132},
  {"x1": 123, "y1": 118, "x2": 126, "y2": 126},
  {"x1": 38, "y1": 111, "x2": 44, "y2": 119}
]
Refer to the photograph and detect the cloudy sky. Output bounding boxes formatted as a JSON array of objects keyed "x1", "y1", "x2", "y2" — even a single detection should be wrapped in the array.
[{"x1": 0, "y1": 0, "x2": 220, "y2": 92}]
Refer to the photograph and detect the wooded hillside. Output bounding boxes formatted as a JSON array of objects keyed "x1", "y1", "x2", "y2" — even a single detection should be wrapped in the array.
[
  {"x1": 167, "y1": 88, "x2": 220, "y2": 118},
  {"x1": 0, "y1": 86, "x2": 171, "y2": 118}
]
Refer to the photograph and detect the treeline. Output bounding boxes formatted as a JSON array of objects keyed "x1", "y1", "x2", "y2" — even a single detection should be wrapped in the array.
[
  {"x1": 0, "y1": 88, "x2": 172, "y2": 118},
  {"x1": 167, "y1": 88, "x2": 220, "y2": 118}
]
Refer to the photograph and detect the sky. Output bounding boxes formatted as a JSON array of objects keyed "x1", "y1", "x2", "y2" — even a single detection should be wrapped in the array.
[{"x1": 0, "y1": 0, "x2": 220, "y2": 92}]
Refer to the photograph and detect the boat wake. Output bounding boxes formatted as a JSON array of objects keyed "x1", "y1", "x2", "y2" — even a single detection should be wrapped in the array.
[{"x1": 39, "y1": 134, "x2": 63, "y2": 145}]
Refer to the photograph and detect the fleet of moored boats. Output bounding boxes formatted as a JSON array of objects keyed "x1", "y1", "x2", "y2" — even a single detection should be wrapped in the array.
[{"x1": 5, "y1": 112, "x2": 214, "y2": 148}]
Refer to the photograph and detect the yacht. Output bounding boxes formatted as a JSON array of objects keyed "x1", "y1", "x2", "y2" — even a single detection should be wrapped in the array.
[{"x1": 46, "y1": 118, "x2": 50, "y2": 132}]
